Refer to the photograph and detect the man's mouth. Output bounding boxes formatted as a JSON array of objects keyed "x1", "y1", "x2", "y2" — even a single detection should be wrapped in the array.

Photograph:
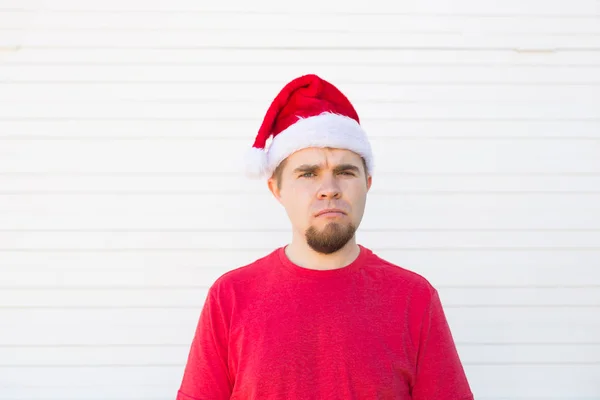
[{"x1": 315, "y1": 209, "x2": 346, "y2": 217}]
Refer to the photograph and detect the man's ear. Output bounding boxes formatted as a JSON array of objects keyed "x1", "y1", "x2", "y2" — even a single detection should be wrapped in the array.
[
  {"x1": 267, "y1": 177, "x2": 283, "y2": 204},
  {"x1": 366, "y1": 175, "x2": 373, "y2": 191}
]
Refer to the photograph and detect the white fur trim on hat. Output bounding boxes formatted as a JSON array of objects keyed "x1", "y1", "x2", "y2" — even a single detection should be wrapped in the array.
[{"x1": 257, "y1": 112, "x2": 373, "y2": 179}]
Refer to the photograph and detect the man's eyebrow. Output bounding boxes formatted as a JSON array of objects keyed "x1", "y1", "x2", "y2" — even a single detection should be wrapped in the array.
[
  {"x1": 333, "y1": 164, "x2": 360, "y2": 173},
  {"x1": 292, "y1": 164, "x2": 320, "y2": 173},
  {"x1": 292, "y1": 164, "x2": 360, "y2": 174}
]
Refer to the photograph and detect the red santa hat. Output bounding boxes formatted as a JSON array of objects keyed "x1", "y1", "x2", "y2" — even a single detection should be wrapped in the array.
[{"x1": 245, "y1": 74, "x2": 374, "y2": 179}]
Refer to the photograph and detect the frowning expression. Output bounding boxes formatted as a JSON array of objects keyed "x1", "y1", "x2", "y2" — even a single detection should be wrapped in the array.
[{"x1": 268, "y1": 147, "x2": 372, "y2": 251}]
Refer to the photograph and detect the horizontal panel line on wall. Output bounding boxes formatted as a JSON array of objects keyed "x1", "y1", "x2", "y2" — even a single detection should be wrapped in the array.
[
  {"x1": 2, "y1": 309, "x2": 595, "y2": 345},
  {"x1": 2, "y1": 287, "x2": 598, "y2": 307},
  {"x1": 2, "y1": 342, "x2": 598, "y2": 348},
  {"x1": 2, "y1": 117, "x2": 599, "y2": 121},
  {"x1": 8, "y1": 63, "x2": 599, "y2": 84},
  {"x1": 4, "y1": 28, "x2": 600, "y2": 35},
  {"x1": 462, "y1": 342, "x2": 600, "y2": 346},
  {"x1": 2, "y1": 118, "x2": 596, "y2": 137},
  {"x1": 31, "y1": 101, "x2": 599, "y2": 117},
  {"x1": 3, "y1": 136, "x2": 600, "y2": 141},
  {"x1": 5, "y1": 86, "x2": 596, "y2": 107},
  {"x1": 0, "y1": 364, "x2": 191, "y2": 368},
  {"x1": 3, "y1": 80, "x2": 600, "y2": 86},
  {"x1": 0, "y1": 397, "x2": 166, "y2": 400},
  {"x1": 0, "y1": 246, "x2": 600, "y2": 253},
  {"x1": 3, "y1": 30, "x2": 590, "y2": 47},
  {"x1": 4, "y1": 100, "x2": 600, "y2": 106},
  {"x1": 3, "y1": 342, "x2": 598, "y2": 347},
  {"x1": 2, "y1": 305, "x2": 599, "y2": 309},
  {"x1": 3, "y1": 362, "x2": 598, "y2": 368},
  {"x1": 466, "y1": 361, "x2": 600, "y2": 365},
  {"x1": 3, "y1": 285, "x2": 599, "y2": 290},
  {"x1": 0, "y1": 361, "x2": 600, "y2": 366},
  {"x1": 2, "y1": 298, "x2": 593, "y2": 314},
  {"x1": 4, "y1": 48, "x2": 600, "y2": 65},
  {"x1": 2, "y1": 344, "x2": 598, "y2": 367},
  {"x1": 4, "y1": 229, "x2": 600, "y2": 251},
  {"x1": 1, "y1": 9, "x2": 598, "y2": 18},
  {"x1": 3, "y1": 85, "x2": 597, "y2": 99},
  {"x1": 3, "y1": 190, "x2": 596, "y2": 205},
  {"x1": 4, "y1": 62, "x2": 600, "y2": 67},
  {"x1": 2, "y1": 247, "x2": 600, "y2": 252},
  {"x1": 2, "y1": 172, "x2": 599, "y2": 177},
  {"x1": 8, "y1": 361, "x2": 600, "y2": 368},
  {"x1": 2, "y1": 190, "x2": 600, "y2": 195},
  {"x1": 2, "y1": 228, "x2": 600, "y2": 233},
  {"x1": 3, "y1": 12, "x2": 598, "y2": 34},
  {"x1": 4, "y1": 251, "x2": 596, "y2": 286},
  {"x1": 0, "y1": 396, "x2": 586, "y2": 400},
  {"x1": 3, "y1": 103, "x2": 597, "y2": 119},
  {"x1": 3, "y1": 45, "x2": 599, "y2": 51},
  {"x1": 0, "y1": 98, "x2": 600, "y2": 108},
  {"x1": 2, "y1": 119, "x2": 597, "y2": 135},
  {"x1": 2, "y1": 173, "x2": 598, "y2": 189},
  {"x1": 3, "y1": 132, "x2": 599, "y2": 138},
  {"x1": 0, "y1": 344, "x2": 188, "y2": 348}
]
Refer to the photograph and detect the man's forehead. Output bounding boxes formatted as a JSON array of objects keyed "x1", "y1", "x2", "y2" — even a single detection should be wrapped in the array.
[{"x1": 287, "y1": 147, "x2": 361, "y2": 166}]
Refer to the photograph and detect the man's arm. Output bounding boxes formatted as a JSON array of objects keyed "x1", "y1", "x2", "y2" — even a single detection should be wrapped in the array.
[
  {"x1": 177, "y1": 287, "x2": 232, "y2": 400},
  {"x1": 411, "y1": 288, "x2": 474, "y2": 400}
]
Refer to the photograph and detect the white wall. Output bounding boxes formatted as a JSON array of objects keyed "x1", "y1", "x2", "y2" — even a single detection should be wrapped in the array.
[{"x1": 1, "y1": 0, "x2": 599, "y2": 399}]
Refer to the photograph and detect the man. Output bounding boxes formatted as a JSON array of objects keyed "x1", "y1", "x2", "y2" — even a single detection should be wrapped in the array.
[{"x1": 176, "y1": 74, "x2": 474, "y2": 399}]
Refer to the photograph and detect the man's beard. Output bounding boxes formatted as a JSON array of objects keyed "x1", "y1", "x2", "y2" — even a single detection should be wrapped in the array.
[{"x1": 305, "y1": 221, "x2": 357, "y2": 255}]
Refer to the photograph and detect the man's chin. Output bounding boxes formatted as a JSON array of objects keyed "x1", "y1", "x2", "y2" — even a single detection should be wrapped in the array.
[{"x1": 305, "y1": 222, "x2": 357, "y2": 255}]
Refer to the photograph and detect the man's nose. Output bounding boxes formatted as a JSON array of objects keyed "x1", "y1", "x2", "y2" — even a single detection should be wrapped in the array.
[{"x1": 317, "y1": 175, "x2": 341, "y2": 199}]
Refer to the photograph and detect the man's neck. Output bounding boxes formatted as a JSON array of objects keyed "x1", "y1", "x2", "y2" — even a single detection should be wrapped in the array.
[{"x1": 284, "y1": 236, "x2": 361, "y2": 271}]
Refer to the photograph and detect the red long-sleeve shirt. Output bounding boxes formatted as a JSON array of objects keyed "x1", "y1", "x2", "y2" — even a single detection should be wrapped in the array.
[{"x1": 177, "y1": 245, "x2": 474, "y2": 399}]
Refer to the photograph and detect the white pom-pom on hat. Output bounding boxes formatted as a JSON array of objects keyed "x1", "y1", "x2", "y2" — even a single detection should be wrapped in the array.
[{"x1": 244, "y1": 146, "x2": 269, "y2": 179}]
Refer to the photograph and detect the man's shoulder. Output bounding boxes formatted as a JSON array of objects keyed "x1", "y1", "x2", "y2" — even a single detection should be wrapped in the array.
[
  {"x1": 208, "y1": 248, "x2": 281, "y2": 291},
  {"x1": 364, "y1": 247, "x2": 437, "y2": 295}
]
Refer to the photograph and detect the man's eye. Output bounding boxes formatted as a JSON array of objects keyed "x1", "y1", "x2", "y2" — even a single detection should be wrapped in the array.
[
  {"x1": 300, "y1": 172, "x2": 315, "y2": 178},
  {"x1": 339, "y1": 171, "x2": 355, "y2": 176}
]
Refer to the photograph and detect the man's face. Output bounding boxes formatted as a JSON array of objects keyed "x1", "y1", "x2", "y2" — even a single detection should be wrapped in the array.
[{"x1": 268, "y1": 147, "x2": 372, "y2": 254}]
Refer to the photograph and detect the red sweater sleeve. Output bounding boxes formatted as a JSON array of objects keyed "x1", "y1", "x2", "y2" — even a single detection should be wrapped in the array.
[
  {"x1": 177, "y1": 287, "x2": 232, "y2": 400},
  {"x1": 411, "y1": 289, "x2": 474, "y2": 400}
]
